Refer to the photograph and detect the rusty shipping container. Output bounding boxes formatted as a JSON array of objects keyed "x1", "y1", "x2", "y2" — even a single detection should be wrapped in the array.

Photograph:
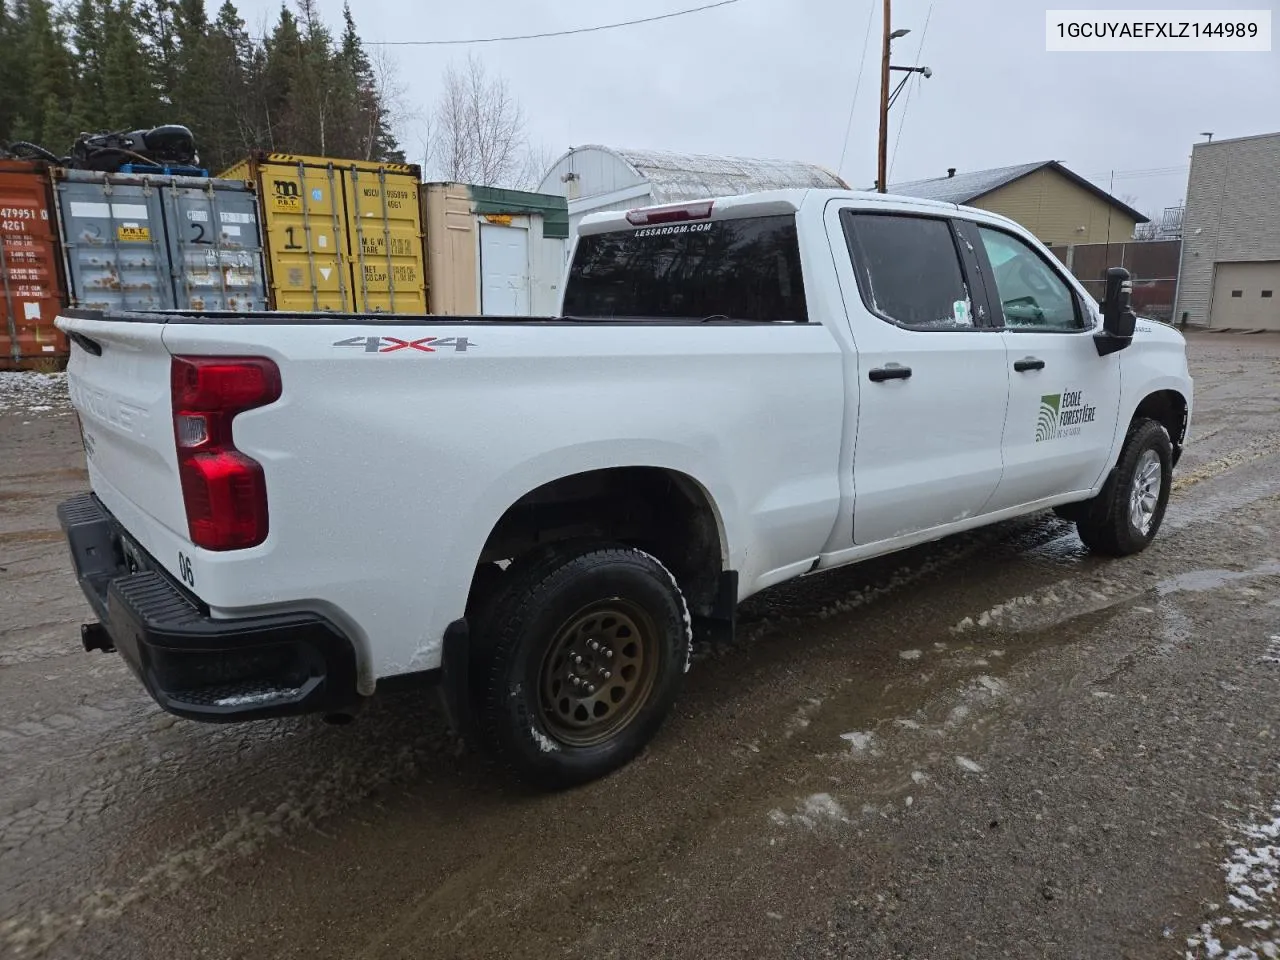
[
  {"x1": 0, "y1": 159, "x2": 69, "y2": 369},
  {"x1": 53, "y1": 169, "x2": 268, "y2": 314},
  {"x1": 219, "y1": 152, "x2": 426, "y2": 313}
]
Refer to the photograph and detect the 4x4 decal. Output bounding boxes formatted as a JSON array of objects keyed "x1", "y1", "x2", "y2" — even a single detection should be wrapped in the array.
[{"x1": 333, "y1": 335, "x2": 474, "y2": 353}]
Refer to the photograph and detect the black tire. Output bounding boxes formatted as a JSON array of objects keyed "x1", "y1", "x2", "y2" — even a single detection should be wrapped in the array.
[
  {"x1": 472, "y1": 543, "x2": 691, "y2": 789},
  {"x1": 1074, "y1": 418, "x2": 1173, "y2": 556}
]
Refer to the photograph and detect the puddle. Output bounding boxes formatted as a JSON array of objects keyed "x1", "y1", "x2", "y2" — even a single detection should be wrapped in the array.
[{"x1": 1157, "y1": 562, "x2": 1280, "y2": 596}]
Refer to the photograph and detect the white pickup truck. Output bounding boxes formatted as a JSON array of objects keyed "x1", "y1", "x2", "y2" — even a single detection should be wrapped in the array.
[{"x1": 56, "y1": 189, "x2": 1192, "y2": 787}]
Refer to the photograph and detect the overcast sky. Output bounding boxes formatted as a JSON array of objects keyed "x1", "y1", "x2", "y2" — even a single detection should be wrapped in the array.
[{"x1": 236, "y1": 0, "x2": 1279, "y2": 217}]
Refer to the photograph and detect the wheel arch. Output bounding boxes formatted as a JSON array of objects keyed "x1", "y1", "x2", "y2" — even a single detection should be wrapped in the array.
[
  {"x1": 473, "y1": 464, "x2": 732, "y2": 620},
  {"x1": 1131, "y1": 388, "x2": 1189, "y2": 466}
]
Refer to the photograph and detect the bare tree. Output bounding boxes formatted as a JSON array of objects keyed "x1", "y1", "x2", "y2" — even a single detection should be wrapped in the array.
[
  {"x1": 427, "y1": 54, "x2": 531, "y2": 187},
  {"x1": 515, "y1": 140, "x2": 554, "y2": 191}
]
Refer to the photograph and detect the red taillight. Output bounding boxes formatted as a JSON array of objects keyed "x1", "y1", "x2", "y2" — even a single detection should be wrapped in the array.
[
  {"x1": 171, "y1": 357, "x2": 281, "y2": 551},
  {"x1": 625, "y1": 200, "x2": 714, "y2": 225}
]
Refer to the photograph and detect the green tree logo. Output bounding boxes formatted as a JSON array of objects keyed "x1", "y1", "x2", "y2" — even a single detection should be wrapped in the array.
[{"x1": 1036, "y1": 394, "x2": 1061, "y2": 442}]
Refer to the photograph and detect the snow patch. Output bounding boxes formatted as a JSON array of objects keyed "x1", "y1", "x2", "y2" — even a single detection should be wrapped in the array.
[
  {"x1": 1263, "y1": 636, "x2": 1280, "y2": 666},
  {"x1": 784, "y1": 697, "x2": 823, "y2": 738},
  {"x1": 976, "y1": 675, "x2": 1006, "y2": 695},
  {"x1": 899, "y1": 649, "x2": 922, "y2": 661},
  {"x1": 956, "y1": 756, "x2": 984, "y2": 774},
  {"x1": 769, "y1": 793, "x2": 850, "y2": 829},
  {"x1": 839, "y1": 731, "x2": 875, "y2": 752},
  {"x1": 950, "y1": 579, "x2": 1135, "y2": 635},
  {"x1": 530, "y1": 727, "x2": 559, "y2": 753},
  {"x1": 213, "y1": 688, "x2": 300, "y2": 707},
  {"x1": 1187, "y1": 801, "x2": 1280, "y2": 958},
  {"x1": 636, "y1": 549, "x2": 694, "y2": 673},
  {"x1": 0, "y1": 371, "x2": 69, "y2": 414}
]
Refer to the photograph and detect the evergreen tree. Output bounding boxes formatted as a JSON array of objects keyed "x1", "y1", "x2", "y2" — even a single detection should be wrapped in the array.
[
  {"x1": 101, "y1": 0, "x2": 163, "y2": 131},
  {"x1": 66, "y1": 0, "x2": 106, "y2": 135},
  {"x1": 0, "y1": 0, "x2": 406, "y2": 164},
  {"x1": 202, "y1": 0, "x2": 254, "y2": 171},
  {"x1": 169, "y1": 0, "x2": 217, "y2": 147},
  {"x1": 19, "y1": 0, "x2": 77, "y2": 148},
  {"x1": 0, "y1": 0, "x2": 25, "y2": 144},
  {"x1": 338, "y1": 2, "x2": 402, "y2": 162}
]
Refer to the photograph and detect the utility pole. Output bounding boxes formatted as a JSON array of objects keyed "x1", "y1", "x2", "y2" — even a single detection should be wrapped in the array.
[{"x1": 876, "y1": 0, "x2": 891, "y2": 193}]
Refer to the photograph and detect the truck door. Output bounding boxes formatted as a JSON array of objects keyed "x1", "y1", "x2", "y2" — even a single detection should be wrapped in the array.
[
  {"x1": 834, "y1": 208, "x2": 1009, "y2": 544},
  {"x1": 963, "y1": 222, "x2": 1122, "y2": 510}
]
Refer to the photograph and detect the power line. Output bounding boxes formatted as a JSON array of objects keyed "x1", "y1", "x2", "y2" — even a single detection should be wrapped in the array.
[
  {"x1": 837, "y1": 0, "x2": 878, "y2": 177},
  {"x1": 1081, "y1": 166, "x2": 1188, "y2": 182},
  {"x1": 365, "y1": 0, "x2": 743, "y2": 46},
  {"x1": 888, "y1": 1, "x2": 932, "y2": 183}
]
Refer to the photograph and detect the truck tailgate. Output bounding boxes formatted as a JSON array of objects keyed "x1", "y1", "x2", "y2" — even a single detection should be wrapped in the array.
[{"x1": 60, "y1": 315, "x2": 188, "y2": 560}]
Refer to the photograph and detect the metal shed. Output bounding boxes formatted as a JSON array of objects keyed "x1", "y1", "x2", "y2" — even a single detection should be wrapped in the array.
[{"x1": 537, "y1": 145, "x2": 848, "y2": 236}]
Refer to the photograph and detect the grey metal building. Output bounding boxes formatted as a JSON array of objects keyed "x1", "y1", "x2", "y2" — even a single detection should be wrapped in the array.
[
  {"x1": 1175, "y1": 131, "x2": 1280, "y2": 330},
  {"x1": 537, "y1": 146, "x2": 848, "y2": 237}
]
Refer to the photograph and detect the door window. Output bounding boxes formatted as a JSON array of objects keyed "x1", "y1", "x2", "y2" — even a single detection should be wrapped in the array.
[
  {"x1": 842, "y1": 213, "x2": 977, "y2": 330},
  {"x1": 977, "y1": 227, "x2": 1082, "y2": 331}
]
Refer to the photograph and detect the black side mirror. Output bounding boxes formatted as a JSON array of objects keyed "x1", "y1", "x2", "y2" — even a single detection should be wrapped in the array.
[{"x1": 1095, "y1": 267, "x2": 1136, "y2": 356}]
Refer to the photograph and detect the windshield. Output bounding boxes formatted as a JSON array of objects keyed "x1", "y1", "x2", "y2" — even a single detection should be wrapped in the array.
[{"x1": 561, "y1": 214, "x2": 808, "y2": 323}]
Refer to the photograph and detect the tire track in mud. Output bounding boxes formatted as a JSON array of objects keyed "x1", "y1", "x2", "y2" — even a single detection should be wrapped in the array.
[
  {"x1": 6, "y1": 445, "x2": 1274, "y2": 958},
  {"x1": 0, "y1": 694, "x2": 463, "y2": 956},
  {"x1": 0, "y1": 513, "x2": 1077, "y2": 956}
]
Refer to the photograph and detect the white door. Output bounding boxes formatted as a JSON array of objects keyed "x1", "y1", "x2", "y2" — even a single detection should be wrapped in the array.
[
  {"x1": 1211, "y1": 261, "x2": 1280, "y2": 331},
  {"x1": 480, "y1": 223, "x2": 530, "y2": 316},
  {"x1": 838, "y1": 209, "x2": 1010, "y2": 544},
  {"x1": 970, "y1": 223, "x2": 1122, "y2": 509}
]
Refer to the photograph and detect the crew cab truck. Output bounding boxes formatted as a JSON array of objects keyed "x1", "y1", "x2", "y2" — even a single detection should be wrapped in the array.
[{"x1": 55, "y1": 189, "x2": 1192, "y2": 788}]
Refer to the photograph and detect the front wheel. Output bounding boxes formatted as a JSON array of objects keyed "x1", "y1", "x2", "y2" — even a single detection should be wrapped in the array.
[
  {"x1": 1074, "y1": 418, "x2": 1173, "y2": 556},
  {"x1": 472, "y1": 543, "x2": 691, "y2": 789}
]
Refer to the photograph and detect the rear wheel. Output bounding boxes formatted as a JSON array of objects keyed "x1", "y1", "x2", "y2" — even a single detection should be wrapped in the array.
[
  {"x1": 472, "y1": 543, "x2": 691, "y2": 789},
  {"x1": 1074, "y1": 418, "x2": 1172, "y2": 556}
]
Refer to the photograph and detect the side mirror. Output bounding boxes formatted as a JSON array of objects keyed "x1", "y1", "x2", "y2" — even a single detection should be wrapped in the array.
[{"x1": 1095, "y1": 267, "x2": 1136, "y2": 356}]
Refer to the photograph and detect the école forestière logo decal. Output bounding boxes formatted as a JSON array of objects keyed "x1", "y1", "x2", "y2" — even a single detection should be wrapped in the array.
[{"x1": 1036, "y1": 389, "x2": 1097, "y2": 442}]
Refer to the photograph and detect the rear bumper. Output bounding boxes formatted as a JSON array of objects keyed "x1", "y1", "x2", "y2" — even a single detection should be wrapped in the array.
[{"x1": 57, "y1": 493, "x2": 359, "y2": 722}]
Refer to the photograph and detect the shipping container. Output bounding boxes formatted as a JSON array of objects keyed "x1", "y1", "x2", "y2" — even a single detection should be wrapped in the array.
[
  {"x1": 0, "y1": 159, "x2": 69, "y2": 369},
  {"x1": 220, "y1": 152, "x2": 425, "y2": 313},
  {"x1": 422, "y1": 183, "x2": 569, "y2": 316},
  {"x1": 53, "y1": 169, "x2": 268, "y2": 314}
]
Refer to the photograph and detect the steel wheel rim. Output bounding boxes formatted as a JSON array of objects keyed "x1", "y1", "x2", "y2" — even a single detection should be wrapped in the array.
[
  {"x1": 537, "y1": 599, "x2": 660, "y2": 748},
  {"x1": 1129, "y1": 449, "x2": 1162, "y2": 535}
]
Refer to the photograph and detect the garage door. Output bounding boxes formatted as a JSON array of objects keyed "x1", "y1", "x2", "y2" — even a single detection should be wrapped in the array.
[
  {"x1": 1210, "y1": 261, "x2": 1280, "y2": 330},
  {"x1": 479, "y1": 223, "x2": 530, "y2": 316}
]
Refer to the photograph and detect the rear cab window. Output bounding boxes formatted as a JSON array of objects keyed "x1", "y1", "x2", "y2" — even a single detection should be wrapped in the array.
[
  {"x1": 841, "y1": 212, "x2": 980, "y2": 330},
  {"x1": 562, "y1": 214, "x2": 808, "y2": 323}
]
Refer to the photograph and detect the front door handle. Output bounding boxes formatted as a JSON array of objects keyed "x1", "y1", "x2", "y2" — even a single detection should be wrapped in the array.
[
  {"x1": 1013, "y1": 357, "x2": 1046, "y2": 372},
  {"x1": 869, "y1": 364, "x2": 912, "y2": 382}
]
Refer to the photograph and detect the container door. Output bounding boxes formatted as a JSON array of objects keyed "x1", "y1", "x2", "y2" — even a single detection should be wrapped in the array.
[
  {"x1": 160, "y1": 178, "x2": 268, "y2": 312},
  {"x1": 343, "y1": 168, "x2": 426, "y2": 314},
  {"x1": 259, "y1": 161, "x2": 350, "y2": 311},
  {"x1": 56, "y1": 173, "x2": 173, "y2": 312},
  {"x1": 479, "y1": 223, "x2": 530, "y2": 315},
  {"x1": 0, "y1": 164, "x2": 68, "y2": 368}
]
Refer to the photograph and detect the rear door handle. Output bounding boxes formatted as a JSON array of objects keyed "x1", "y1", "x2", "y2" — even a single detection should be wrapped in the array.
[
  {"x1": 1013, "y1": 357, "x2": 1045, "y2": 372},
  {"x1": 869, "y1": 364, "x2": 912, "y2": 382}
]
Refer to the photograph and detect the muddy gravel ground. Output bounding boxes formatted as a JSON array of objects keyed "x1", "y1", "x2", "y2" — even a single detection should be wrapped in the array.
[{"x1": 2, "y1": 334, "x2": 1280, "y2": 960}]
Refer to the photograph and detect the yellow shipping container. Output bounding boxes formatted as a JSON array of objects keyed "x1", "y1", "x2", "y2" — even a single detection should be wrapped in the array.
[{"x1": 219, "y1": 152, "x2": 425, "y2": 314}]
